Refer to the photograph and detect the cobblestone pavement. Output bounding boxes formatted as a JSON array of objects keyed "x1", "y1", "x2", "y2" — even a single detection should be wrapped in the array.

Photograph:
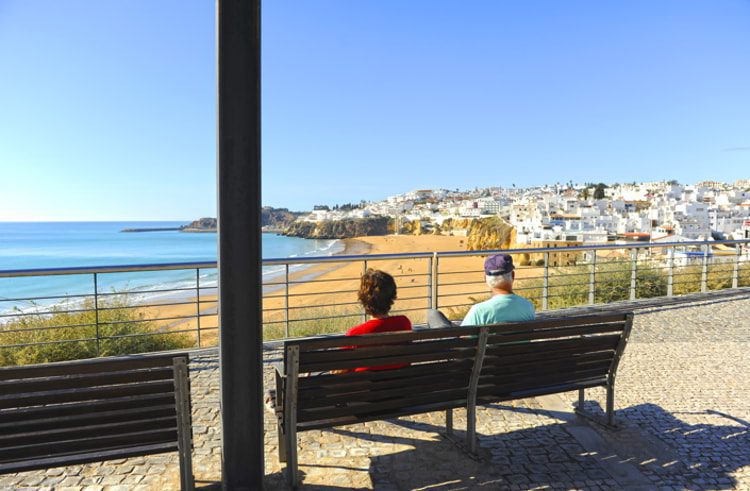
[{"x1": 2, "y1": 292, "x2": 749, "y2": 490}]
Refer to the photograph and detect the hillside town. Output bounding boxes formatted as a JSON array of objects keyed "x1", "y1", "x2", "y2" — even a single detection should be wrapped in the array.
[{"x1": 301, "y1": 180, "x2": 750, "y2": 252}]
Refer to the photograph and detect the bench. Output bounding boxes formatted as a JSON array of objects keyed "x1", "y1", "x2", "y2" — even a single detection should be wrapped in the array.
[
  {"x1": 273, "y1": 312, "x2": 633, "y2": 487},
  {"x1": 0, "y1": 352, "x2": 194, "y2": 490}
]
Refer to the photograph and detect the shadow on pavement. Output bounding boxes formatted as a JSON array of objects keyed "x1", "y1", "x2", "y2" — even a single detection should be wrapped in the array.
[{"x1": 301, "y1": 400, "x2": 748, "y2": 490}]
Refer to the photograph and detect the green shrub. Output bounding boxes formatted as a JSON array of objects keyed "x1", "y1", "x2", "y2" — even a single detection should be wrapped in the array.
[
  {"x1": 263, "y1": 305, "x2": 362, "y2": 340},
  {"x1": 0, "y1": 297, "x2": 194, "y2": 367}
]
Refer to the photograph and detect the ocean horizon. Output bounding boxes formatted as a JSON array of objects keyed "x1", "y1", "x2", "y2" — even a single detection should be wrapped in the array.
[{"x1": 0, "y1": 221, "x2": 343, "y2": 314}]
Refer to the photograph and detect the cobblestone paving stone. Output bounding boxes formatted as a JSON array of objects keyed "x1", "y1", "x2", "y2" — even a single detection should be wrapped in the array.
[{"x1": 2, "y1": 293, "x2": 749, "y2": 490}]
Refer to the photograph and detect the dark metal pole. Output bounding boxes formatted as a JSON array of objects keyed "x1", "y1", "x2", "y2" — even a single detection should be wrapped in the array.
[{"x1": 217, "y1": 0, "x2": 263, "y2": 489}]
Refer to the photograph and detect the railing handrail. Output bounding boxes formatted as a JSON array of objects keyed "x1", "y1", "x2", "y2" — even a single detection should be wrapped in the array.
[
  {"x1": 1, "y1": 239, "x2": 748, "y2": 277},
  {"x1": 0, "y1": 262, "x2": 219, "y2": 278}
]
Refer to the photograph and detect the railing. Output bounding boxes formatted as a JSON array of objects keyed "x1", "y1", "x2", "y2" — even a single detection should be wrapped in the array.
[{"x1": 1, "y1": 239, "x2": 749, "y2": 364}]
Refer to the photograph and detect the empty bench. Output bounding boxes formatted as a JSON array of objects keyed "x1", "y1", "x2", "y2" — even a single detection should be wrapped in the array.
[
  {"x1": 273, "y1": 312, "x2": 633, "y2": 487},
  {"x1": 0, "y1": 353, "x2": 194, "y2": 490}
]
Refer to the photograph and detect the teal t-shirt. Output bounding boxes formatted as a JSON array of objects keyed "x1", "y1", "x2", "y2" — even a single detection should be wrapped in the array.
[{"x1": 460, "y1": 294, "x2": 535, "y2": 326}]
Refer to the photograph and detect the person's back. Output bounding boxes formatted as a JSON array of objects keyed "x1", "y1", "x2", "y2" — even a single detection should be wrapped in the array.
[
  {"x1": 427, "y1": 253, "x2": 535, "y2": 328},
  {"x1": 460, "y1": 292, "x2": 534, "y2": 326},
  {"x1": 345, "y1": 269, "x2": 412, "y2": 371}
]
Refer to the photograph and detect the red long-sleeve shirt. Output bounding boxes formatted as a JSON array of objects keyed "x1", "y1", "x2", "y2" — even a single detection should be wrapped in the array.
[{"x1": 345, "y1": 315, "x2": 412, "y2": 372}]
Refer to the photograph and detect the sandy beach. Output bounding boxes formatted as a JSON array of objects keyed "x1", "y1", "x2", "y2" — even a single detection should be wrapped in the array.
[{"x1": 149, "y1": 234, "x2": 542, "y2": 345}]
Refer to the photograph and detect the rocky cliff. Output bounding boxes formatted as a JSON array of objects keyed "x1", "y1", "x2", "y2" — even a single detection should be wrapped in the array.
[
  {"x1": 463, "y1": 216, "x2": 515, "y2": 251},
  {"x1": 262, "y1": 207, "x2": 306, "y2": 230},
  {"x1": 181, "y1": 217, "x2": 216, "y2": 232},
  {"x1": 397, "y1": 216, "x2": 515, "y2": 250},
  {"x1": 283, "y1": 216, "x2": 390, "y2": 239}
]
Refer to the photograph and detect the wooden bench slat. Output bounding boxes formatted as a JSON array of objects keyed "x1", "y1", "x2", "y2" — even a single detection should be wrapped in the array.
[
  {"x1": 298, "y1": 369, "x2": 472, "y2": 402},
  {"x1": 478, "y1": 378, "x2": 607, "y2": 405},
  {"x1": 483, "y1": 334, "x2": 621, "y2": 357},
  {"x1": 0, "y1": 427, "x2": 178, "y2": 462},
  {"x1": 0, "y1": 404, "x2": 176, "y2": 434},
  {"x1": 299, "y1": 376, "x2": 472, "y2": 410},
  {"x1": 481, "y1": 351, "x2": 616, "y2": 371},
  {"x1": 482, "y1": 345, "x2": 616, "y2": 368},
  {"x1": 481, "y1": 352, "x2": 614, "y2": 376},
  {"x1": 486, "y1": 323, "x2": 624, "y2": 343},
  {"x1": 478, "y1": 369, "x2": 609, "y2": 397},
  {"x1": 0, "y1": 380, "x2": 175, "y2": 410},
  {"x1": 298, "y1": 388, "x2": 470, "y2": 422},
  {"x1": 0, "y1": 393, "x2": 175, "y2": 425},
  {"x1": 0, "y1": 416, "x2": 177, "y2": 447},
  {"x1": 299, "y1": 337, "x2": 478, "y2": 363},
  {"x1": 0, "y1": 442, "x2": 178, "y2": 474},
  {"x1": 299, "y1": 348, "x2": 477, "y2": 373},
  {"x1": 292, "y1": 326, "x2": 481, "y2": 351},
  {"x1": 0, "y1": 367, "x2": 175, "y2": 395},
  {"x1": 0, "y1": 354, "x2": 184, "y2": 381},
  {"x1": 298, "y1": 399, "x2": 468, "y2": 432},
  {"x1": 482, "y1": 313, "x2": 628, "y2": 334},
  {"x1": 296, "y1": 359, "x2": 474, "y2": 388},
  {"x1": 480, "y1": 362, "x2": 611, "y2": 387}
]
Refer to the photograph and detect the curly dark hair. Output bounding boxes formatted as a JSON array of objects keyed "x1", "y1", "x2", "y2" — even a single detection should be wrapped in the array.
[{"x1": 358, "y1": 269, "x2": 398, "y2": 317}]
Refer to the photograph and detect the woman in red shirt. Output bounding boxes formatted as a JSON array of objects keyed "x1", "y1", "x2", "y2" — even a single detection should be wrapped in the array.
[{"x1": 344, "y1": 269, "x2": 412, "y2": 371}]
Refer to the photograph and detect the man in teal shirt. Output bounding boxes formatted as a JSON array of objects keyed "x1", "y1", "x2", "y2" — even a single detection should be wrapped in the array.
[{"x1": 427, "y1": 253, "x2": 535, "y2": 327}]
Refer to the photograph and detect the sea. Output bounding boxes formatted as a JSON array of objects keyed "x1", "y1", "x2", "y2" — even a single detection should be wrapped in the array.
[{"x1": 0, "y1": 221, "x2": 343, "y2": 314}]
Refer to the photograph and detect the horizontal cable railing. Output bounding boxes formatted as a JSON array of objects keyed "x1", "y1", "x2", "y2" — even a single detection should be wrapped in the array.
[{"x1": 0, "y1": 239, "x2": 749, "y2": 366}]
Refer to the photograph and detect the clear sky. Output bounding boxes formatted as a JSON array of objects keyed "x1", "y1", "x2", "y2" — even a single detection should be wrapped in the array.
[{"x1": 1, "y1": 1, "x2": 749, "y2": 220}]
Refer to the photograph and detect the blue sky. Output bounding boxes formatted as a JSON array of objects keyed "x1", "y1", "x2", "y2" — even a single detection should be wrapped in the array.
[{"x1": 1, "y1": 1, "x2": 749, "y2": 220}]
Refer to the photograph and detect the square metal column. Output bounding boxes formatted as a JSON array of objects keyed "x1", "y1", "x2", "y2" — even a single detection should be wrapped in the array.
[{"x1": 217, "y1": 0, "x2": 263, "y2": 488}]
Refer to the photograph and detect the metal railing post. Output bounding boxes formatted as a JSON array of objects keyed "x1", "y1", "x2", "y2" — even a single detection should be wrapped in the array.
[
  {"x1": 431, "y1": 252, "x2": 439, "y2": 311},
  {"x1": 588, "y1": 251, "x2": 597, "y2": 305},
  {"x1": 284, "y1": 264, "x2": 290, "y2": 338},
  {"x1": 701, "y1": 243, "x2": 709, "y2": 292},
  {"x1": 195, "y1": 268, "x2": 202, "y2": 347},
  {"x1": 361, "y1": 259, "x2": 368, "y2": 323},
  {"x1": 667, "y1": 246, "x2": 674, "y2": 297},
  {"x1": 542, "y1": 252, "x2": 549, "y2": 311},
  {"x1": 629, "y1": 248, "x2": 637, "y2": 301},
  {"x1": 93, "y1": 273, "x2": 100, "y2": 357},
  {"x1": 732, "y1": 244, "x2": 741, "y2": 289},
  {"x1": 427, "y1": 255, "x2": 433, "y2": 309}
]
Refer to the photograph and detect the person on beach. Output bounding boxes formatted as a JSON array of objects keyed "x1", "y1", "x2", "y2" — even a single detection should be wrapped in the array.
[
  {"x1": 342, "y1": 268, "x2": 412, "y2": 371},
  {"x1": 426, "y1": 253, "x2": 535, "y2": 328}
]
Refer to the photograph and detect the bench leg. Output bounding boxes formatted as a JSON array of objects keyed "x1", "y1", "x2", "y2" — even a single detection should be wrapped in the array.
[
  {"x1": 606, "y1": 382, "x2": 615, "y2": 427},
  {"x1": 173, "y1": 358, "x2": 195, "y2": 491},
  {"x1": 578, "y1": 388, "x2": 585, "y2": 410},
  {"x1": 445, "y1": 409, "x2": 453, "y2": 436},
  {"x1": 466, "y1": 404, "x2": 477, "y2": 454},
  {"x1": 574, "y1": 385, "x2": 618, "y2": 430},
  {"x1": 285, "y1": 417, "x2": 298, "y2": 488},
  {"x1": 277, "y1": 418, "x2": 287, "y2": 463}
]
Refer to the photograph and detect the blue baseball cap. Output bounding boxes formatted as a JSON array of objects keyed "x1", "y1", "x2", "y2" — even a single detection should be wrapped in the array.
[{"x1": 484, "y1": 254, "x2": 514, "y2": 276}]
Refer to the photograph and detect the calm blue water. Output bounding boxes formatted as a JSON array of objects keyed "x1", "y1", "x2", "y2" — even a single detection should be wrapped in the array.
[{"x1": 0, "y1": 222, "x2": 341, "y2": 313}]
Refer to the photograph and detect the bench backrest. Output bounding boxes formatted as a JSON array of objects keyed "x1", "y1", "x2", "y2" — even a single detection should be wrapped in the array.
[
  {"x1": 478, "y1": 313, "x2": 633, "y2": 402},
  {"x1": 0, "y1": 353, "x2": 191, "y2": 474},
  {"x1": 282, "y1": 313, "x2": 632, "y2": 430},
  {"x1": 285, "y1": 326, "x2": 483, "y2": 429}
]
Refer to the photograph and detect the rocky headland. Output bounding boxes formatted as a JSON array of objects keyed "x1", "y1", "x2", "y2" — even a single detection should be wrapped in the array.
[{"x1": 283, "y1": 216, "x2": 390, "y2": 239}]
